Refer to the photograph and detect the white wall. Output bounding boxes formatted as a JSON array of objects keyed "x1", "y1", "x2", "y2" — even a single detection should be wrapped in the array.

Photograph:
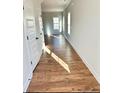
[{"x1": 63, "y1": 0, "x2": 100, "y2": 82}]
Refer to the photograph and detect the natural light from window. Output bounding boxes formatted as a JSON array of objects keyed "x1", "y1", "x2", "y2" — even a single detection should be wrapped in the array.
[
  {"x1": 53, "y1": 17, "x2": 60, "y2": 30},
  {"x1": 44, "y1": 46, "x2": 71, "y2": 73},
  {"x1": 63, "y1": 16, "x2": 65, "y2": 32},
  {"x1": 68, "y1": 12, "x2": 71, "y2": 35}
]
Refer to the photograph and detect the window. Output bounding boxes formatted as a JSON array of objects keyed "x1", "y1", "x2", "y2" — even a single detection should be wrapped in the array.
[
  {"x1": 68, "y1": 12, "x2": 71, "y2": 35},
  {"x1": 53, "y1": 17, "x2": 60, "y2": 30},
  {"x1": 63, "y1": 16, "x2": 65, "y2": 32}
]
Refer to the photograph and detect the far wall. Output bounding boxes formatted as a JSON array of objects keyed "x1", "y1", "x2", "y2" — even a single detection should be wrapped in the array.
[{"x1": 42, "y1": 12, "x2": 63, "y2": 35}]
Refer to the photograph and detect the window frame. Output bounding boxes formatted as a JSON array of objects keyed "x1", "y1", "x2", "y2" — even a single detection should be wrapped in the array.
[
  {"x1": 53, "y1": 17, "x2": 60, "y2": 30},
  {"x1": 68, "y1": 12, "x2": 71, "y2": 35}
]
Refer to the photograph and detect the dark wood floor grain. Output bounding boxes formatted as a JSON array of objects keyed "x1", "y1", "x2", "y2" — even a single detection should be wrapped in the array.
[{"x1": 27, "y1": 34, "x2": 100, "y2": 92}]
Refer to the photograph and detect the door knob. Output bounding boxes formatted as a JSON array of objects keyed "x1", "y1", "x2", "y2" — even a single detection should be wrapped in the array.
[{"x1": 36, "y1": 37, "x2": 39, "y2": 40}]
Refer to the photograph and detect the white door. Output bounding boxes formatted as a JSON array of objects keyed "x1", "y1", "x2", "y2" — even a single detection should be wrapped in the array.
[
  {"x1": 25, "y1": 16, "x2": 40, "y2": 71},
  {"x1": 23, "y1": 20, "x2": 33, "y2": 92}
]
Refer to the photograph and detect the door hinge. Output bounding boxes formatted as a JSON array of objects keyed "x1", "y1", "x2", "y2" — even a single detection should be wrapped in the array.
[
  {"x1": 31, "y1": 61, "x2": 33, "y2": 65},
  {"x1": 27, "y1": 36, "x2": 29, "y2": 40},
  {"x1": 36, "y1": 37, "x2": 39, "y2": 40}
]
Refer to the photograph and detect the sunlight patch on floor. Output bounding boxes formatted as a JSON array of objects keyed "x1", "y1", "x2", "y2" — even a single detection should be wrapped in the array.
[
  {"x1": 44, "y1": 46, "x2": 51, "y2": 54},
  {"x1": 44, "y1": 46, "x2": 71, "y2": 73}
]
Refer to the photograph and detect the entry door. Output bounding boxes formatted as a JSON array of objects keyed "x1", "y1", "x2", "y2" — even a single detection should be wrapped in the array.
[{"x1": 25, "y1": 16, "x2": 40, "y2": 71}]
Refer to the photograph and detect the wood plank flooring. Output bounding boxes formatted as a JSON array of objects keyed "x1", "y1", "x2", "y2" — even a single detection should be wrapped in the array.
[{"x1": 27, "y1": 34, "x2": 100, "y2": 92}]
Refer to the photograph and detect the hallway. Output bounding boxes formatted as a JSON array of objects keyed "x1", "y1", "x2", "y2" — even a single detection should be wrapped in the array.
[{"x1": 27, "y1": 35, "x2": 100, "y2": 92}]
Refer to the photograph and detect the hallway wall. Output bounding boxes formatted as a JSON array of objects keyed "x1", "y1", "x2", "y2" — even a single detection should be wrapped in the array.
[
  {"x1": 63, "y1": 0, "x2": 100, "y2": 82},
  {"x1": 42, "y1": 12, "x2": 63, "y2": 35}
]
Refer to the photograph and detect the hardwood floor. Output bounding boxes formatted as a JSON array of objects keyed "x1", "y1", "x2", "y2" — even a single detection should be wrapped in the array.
[{"x1": 27, "y1": 34, "x2": 100, "y2": 92}]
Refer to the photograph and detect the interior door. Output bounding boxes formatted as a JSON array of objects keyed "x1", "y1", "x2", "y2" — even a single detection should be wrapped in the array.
[
  {"x1": 23, "y1": 19, "x2": 33, "y2": 92},
  {"x1": 25, "y1": 16, "x2": 40, "y2": 71}
]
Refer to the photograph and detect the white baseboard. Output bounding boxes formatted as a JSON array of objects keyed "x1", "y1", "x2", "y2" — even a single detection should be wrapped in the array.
[
  {"x1": 23, "y1": 73, "x2": 32, "y2": 92},
  {"x1": 79, "y1": 56, "x2": 100, "y2": 83},
  {"x1": 63, "y1": 34, "x2": 100, "y2": 83}
]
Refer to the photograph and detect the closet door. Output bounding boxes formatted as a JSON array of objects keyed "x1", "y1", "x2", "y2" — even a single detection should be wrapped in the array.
[
  {"x1": 25, "y1": 16, "x2": 40, "y2": 71},
  {"x1": 23, "y1": 19, "x2": 33, "y2": 92}
]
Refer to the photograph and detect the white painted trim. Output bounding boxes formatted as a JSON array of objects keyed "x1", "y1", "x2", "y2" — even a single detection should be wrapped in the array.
[
  {"x1": 23, "y1": 73, "x2": 33, "y2": 92},
  {"x1": 64, "y1": 0, "x2": 72, "y2": 10},
  {"x1": 63, "y1": 34, "x2": 100, "y2": 83},
  {"x1": 42, "y1": 8, "x2": 64, "y2": 12}
]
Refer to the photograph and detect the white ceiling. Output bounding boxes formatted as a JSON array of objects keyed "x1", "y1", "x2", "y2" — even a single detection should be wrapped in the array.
[{"x1": 41, "y1": 0, "x2": 71, "y2": 12}]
